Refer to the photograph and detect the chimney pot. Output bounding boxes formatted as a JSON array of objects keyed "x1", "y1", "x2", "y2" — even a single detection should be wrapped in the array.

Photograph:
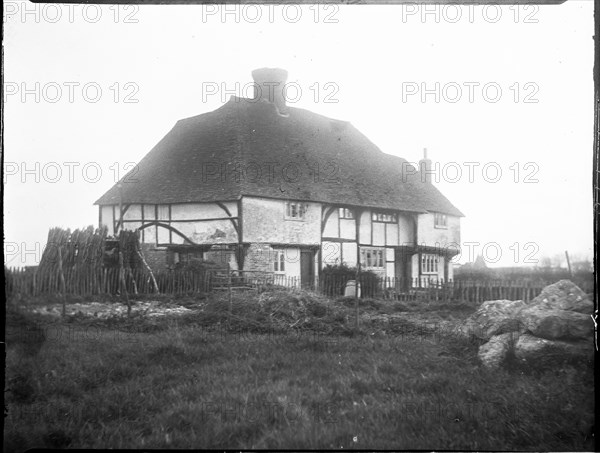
[
  {"x1": 419, "y1": 147, "x2": 433, "y2": 184},
  {"x1": 251, "y1": 67, "x2": 288, "y2": 112}
]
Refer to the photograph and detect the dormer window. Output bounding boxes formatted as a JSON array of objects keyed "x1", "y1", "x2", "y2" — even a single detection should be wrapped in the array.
[
  {"x1": 434, "y1": 212, "x2": 448, "y2": 229},
  {"x1": 339, "y1": 208, "x2": 354, "y2": 219},
  {"x1": 285, "y1": 201, "x2": 307, "y2": 220},
  {"x1": 372, "y1": 211, "x2": 397, "y2": 223}
]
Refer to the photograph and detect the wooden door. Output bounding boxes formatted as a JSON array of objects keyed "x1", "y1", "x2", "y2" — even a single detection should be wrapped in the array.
[{"x1": 300, "y1": 250, "x2": 315, "y2": 289}]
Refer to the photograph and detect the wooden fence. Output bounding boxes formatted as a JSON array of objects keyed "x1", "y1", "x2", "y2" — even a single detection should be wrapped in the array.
[
  {"x1": 315, "y1": 275, "x2": 594, "y2": 302},
  {"x1": 5, "y1": 266, "x2": 593, "y2": 303},
  {"x1": 5, "y1": 266, "x2": 213, "y2": 298}
]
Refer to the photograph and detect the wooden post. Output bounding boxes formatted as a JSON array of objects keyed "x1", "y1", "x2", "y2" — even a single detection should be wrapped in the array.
[
  {"x1": 355, "y1": 264, "x2": 360, "y2": 332},
  {"x1": 57, "y1": 247, "x2": 67, "y2": 317},
  {"x1": 565, "y1": 250, "x2": 572, "y2": 277},
  {"x1": 119, "y1": 251, "x2": 130, "y2": 316},
  {"x1": 227, "y1": 262, "x2": 233, "y2": 316},
  {"x1": 32, "y1": 268, "x2": 37, "y2": 297},
  {"x1": 135, "y1": 242, "x2": 159, "y2": 293}
]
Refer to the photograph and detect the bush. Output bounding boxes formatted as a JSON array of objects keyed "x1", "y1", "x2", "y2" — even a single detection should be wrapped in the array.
[{"x1": 320, "y1": 264, "x2": 380, "y2": 298}]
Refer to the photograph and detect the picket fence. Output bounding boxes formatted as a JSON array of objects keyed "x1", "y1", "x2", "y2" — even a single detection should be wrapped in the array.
[{"x1": 5, "y1": 266, "x2": 593, "y2": 303}]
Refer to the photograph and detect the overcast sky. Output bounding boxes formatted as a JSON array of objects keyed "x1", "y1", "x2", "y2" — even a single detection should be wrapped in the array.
[{"x1": 3, "y1": 1, "x2": 594, "y2": 268}]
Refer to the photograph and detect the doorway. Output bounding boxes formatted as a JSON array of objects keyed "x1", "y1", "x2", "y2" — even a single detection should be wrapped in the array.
[{"x1": 300, "y1": 249, "x2": 315, "y2": 289}]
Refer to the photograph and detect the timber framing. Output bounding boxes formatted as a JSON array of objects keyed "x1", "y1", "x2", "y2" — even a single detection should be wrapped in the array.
[{"x1": 138, "y1": 221, "x2": 195, "y2": 245}]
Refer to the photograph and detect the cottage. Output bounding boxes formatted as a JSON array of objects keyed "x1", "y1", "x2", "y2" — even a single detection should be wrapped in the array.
[{"x1": 95, "y1": 68, "x2": 463, "y2": 288}]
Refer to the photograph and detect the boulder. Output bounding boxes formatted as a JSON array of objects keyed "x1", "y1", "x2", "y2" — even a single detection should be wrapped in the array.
[
  {"x1": 514, "y1": 334, "x2": 593, "y2": 362},
  {"x1": 477, "y1": 332, "x2": 518, "y2": 368},
  {"x1": 462, "y1": 299, "x2": 527, "y2": 340},
  {"x1": 517, "y1": 306, "x2": 592, "y2": 341},
  {"x1": 464, "y1": 280, "x2": 595, "y2": 368},
  {"x1": 530, "y1": 279, "x2": 593, "y2": 313}
]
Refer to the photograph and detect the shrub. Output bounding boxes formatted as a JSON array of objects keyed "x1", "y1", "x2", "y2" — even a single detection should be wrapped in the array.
[{"x1": 320, "y1": 264, "x2": 380, "y2": 298}]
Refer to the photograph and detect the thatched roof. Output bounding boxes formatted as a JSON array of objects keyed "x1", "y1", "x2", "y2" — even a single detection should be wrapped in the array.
[{"x1": 96, "y1": 96, "x2": 463, "y2": 217}]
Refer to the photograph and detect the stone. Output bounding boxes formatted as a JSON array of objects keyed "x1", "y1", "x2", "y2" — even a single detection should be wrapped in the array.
[
  {"x1": 477, "y1": 332, "x2": 519, "y2": 368},
  {"x1": 344, "y1": 280, "x2": 361, "y2": 298},
  {"x1": 530, "y1": 279, "x2": 593, "y2": 313},
  {"x1": 514, "y1": 334, "x2": 592, "y2": 362},
  {"x1": 517, "y1": 306, "x2": 592, "y2": 341},
  {"x1": 464, "y1": 280, "x2": 595, "y2": 369},
  {"x1": 463, "y1": 299, "x2": 527, "y2": 340}
]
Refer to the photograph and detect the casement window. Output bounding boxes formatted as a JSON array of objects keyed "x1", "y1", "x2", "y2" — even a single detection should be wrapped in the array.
[
  {"x1": 273, "y1": 249, "x2": 286, "y2": 273},
  {"x1": 339, "y1": 208, "x2": 354, "y2": 219},
  {"x1": 434, "y1": 212, "x2": 448, "y2": 228},
  {"x1": 371, "y1": 211, "x2": 398, "y2": 223},
  {"x1": 421, "y1": 254, "x2": 439, "y2": 274},
  {"x1": 360, "y1": 247, "x2": 385, "y2": 269},
  {"x1": 285, "y1": 201, "x2": 307, "y2": 220}
]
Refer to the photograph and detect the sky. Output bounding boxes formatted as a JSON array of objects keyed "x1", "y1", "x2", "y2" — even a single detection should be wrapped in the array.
[{"x1": 2, "y1": 1, "x2": 594, "y2": 268}]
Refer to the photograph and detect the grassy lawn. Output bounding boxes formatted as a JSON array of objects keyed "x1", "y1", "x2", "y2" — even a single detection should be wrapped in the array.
[{"x1": 4, "y1": 292, "x2": 595, "y2": 451}]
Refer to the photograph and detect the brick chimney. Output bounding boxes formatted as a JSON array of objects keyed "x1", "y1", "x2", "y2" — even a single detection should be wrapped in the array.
[
  {"x1": 419, "y1": 147, "x2": 433, "y2": 184},
  {"x1": 251, "y1": 67, "x2": 288, "y2": 114}
]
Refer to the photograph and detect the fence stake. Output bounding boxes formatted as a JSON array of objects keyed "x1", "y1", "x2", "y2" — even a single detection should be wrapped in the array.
[
  {"x1": 119, "y1": 251, "x2": 130, "y2": 316},
  {"x1": 355, "y1": 266, "x2": 360, "y2": 331},
  {"x1": 228, "y1": 263, "x2": 233, "y2": 316},
  {"x1": 57, "y1": 247, "x2": 66, "y2": 317}
]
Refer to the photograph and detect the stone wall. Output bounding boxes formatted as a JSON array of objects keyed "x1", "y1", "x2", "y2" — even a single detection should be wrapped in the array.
[
  {"x1": 243, "y1": 243, "x2": 273, "y2": 273},
  {"x1": 140, "y1": 244, "x2": 169, "y2": 272}
]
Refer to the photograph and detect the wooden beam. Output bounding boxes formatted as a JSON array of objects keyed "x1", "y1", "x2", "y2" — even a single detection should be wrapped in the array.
[
  {"x1": 115, "y1": 203, "x2": 132, "y2": 232},
  {"x1": 321, "y1": 205, "x2": 337, "y2": 234},
  {"x1": 137, "y1": 221, "x2": 195, "y2": 245},
  {"x1": 215, "y1": 201, "x2": 240, "y2": 238},
  {"x1": 121, "y1": 217, "x2": 239, "y2": 223}
]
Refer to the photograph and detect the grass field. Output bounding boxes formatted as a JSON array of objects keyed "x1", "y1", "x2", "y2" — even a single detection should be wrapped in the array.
[{"x1": 4, "y1": 291, "x2": 595, "y2": 451}]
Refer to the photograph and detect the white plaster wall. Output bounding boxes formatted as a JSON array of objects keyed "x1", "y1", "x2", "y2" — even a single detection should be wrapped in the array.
[
  {"x1": 339, "y1": 218, "x2": 356, "y2": 240},
  {"x1": 322, "y1": 209, "x2": 339, "y2": 238},
  {"x1": 411, "y1": 254, "x2": 419, "y2": 280},
  {"x1": 280, "y1": 247, "x2": 301, "y2": 279},
  {"x1": 243, "y1": 197, "x2": 321, "y2": 244},
  {"x1": 143, "y1": 204, "x2": 155, "y2": 221},
  {"x1": 100, "y1": 205, "x2": 114, "y2": 235},
  {"x1": 438, "y1": 256, "x2": 446, "y2": 280},
  {"x1": 342, "y1": 242, "x2": 358, "y2": 267},
  {"x1": 171, "y1": 201, "x2": 237, "y2": 220},
  {"x1": 176, "y1": 220, "x2": 237, "y2": 244},
  {"x1": 157, "y1": 225, "x2": 170, "y2": 244},
  {"x1": 123, "y1": 204, "x2": 142, "y2": 221},
  {"x1": 398, "y1": 214, "x2": 414, "y2": 246},
  {"x1": 385, "y1": 223, "x2": 399, "y2": 246},
  {"x1": 144, "y1": 225, "x2": 156, "y2": 244},
  {"x1": 322, "y1": 241, "x2": 341, "y2": 266},
  {"x1": 372, "y1": 222, "x2": 385, "y2": 246},
  {"x1": 417, "y1": 213, "x2": 460, "y2": 250},
  {"x1": 359, "y1": 211, "x2": 371, "y2": 245}
]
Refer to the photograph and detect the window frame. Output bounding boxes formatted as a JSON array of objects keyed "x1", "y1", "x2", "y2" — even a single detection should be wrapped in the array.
[
  {"x1": 421, "y1": 253, "x2": 439, "y2": 274},
  {"x1": 285, "y1": 201, "x2": 307, "y2": 221},
  {"x1": 273, "y1": 249, "x2": 286, "y2": 273},
  {"x1": 360, "y1": 247, "x2": 385, "y2": 269},
  {"x1": 371, "y1": 211, "x2": 398, "y2": 224},
  {"x1": 434, "y1": 212, "x2": 448, "y2": 229},
  {"x1": 339, "y1": 208, "x2": 354, "y2": 220}
]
